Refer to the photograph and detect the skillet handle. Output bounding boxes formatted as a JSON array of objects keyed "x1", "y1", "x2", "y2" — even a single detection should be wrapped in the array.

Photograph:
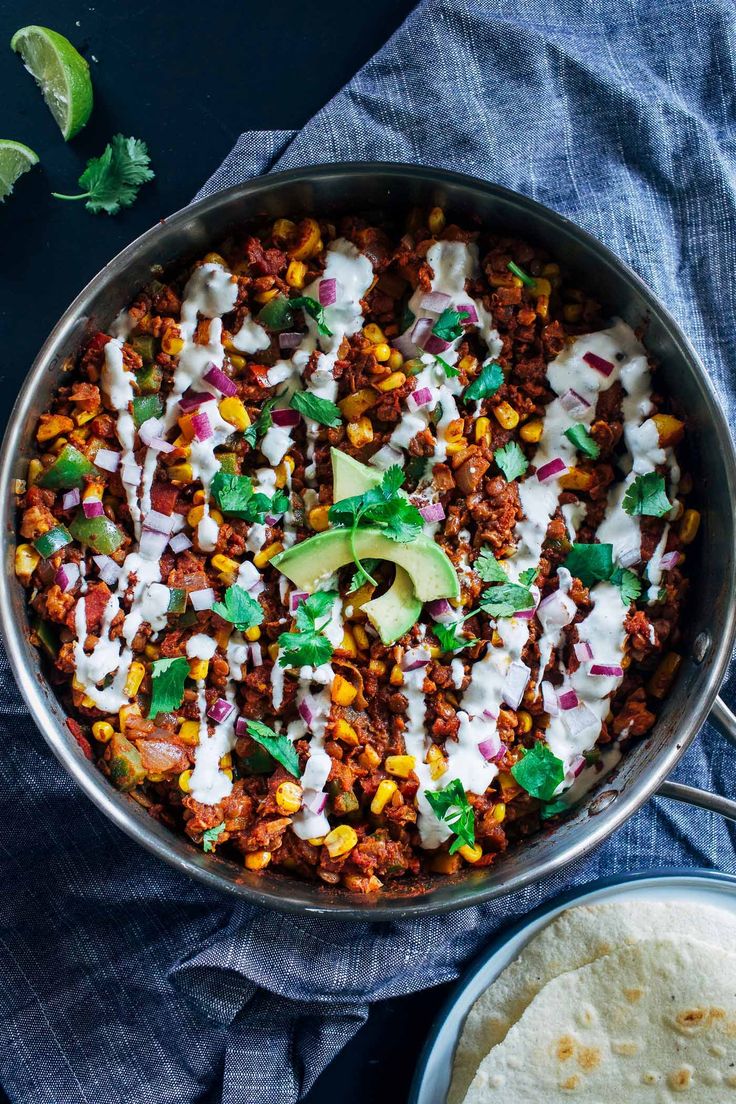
[{"x1": 655, "y1": 695, "x2": 736, "y2": 822}]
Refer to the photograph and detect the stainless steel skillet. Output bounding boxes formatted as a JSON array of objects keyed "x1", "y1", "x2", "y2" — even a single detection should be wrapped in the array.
[{"x1": 1, "y1": 163, "x2": 734, "y2": 919}]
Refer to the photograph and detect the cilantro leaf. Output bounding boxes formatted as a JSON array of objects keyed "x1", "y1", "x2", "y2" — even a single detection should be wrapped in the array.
[
  {"x1": 243, "y1": 396, "x2": 278, "y2": 448},
  {"x1": 425, "y1": 778, "x2": 475, "y2": 854},
  {"x1": 622, "y1": 472, "x2": 671, "y2": 518},
  {"x1": 433, "y1": 620, "x2": 479, "y2": 655},
  {"x1": 148, "y1": 655, "x2": 189, "y2": 718},
  {"x1": 290, "y1": 391, "x2": 342, "y2": 427},
  {"x1": 564, "y1": 423, "x2": 600, "y2": 459},
  {"x1": 494, "y1": 441, "x2": 528, "y2": 482},
  {"x1": 202, "y1": 822, "x2": 226, "y2": 852},
  {"x1": 289, "y1": 296, "x2": 333, "y2": 337},
  {"x1": 479, "y1": 583, "x2": 535, "y2": 619},
  {"x1": 211, "y1": 471, "x2": 277, "y2": 523},
  {"x1": 436, "y1": 355, "x2": 460, "y2": 378},
  {"x1": 329, "y1": 466, "x2": 423, "y2": 544},
  {"x1": 511, "y1": 742, "x2": 565, "y2": 801},
  {"x1": 563, "y1": 543, "x2": 614, "y2": 588},
  {"x1": 212, "y1": 585, "x2": 264, "y2": 631},
  {"x1": 243, "y1": 719, "x2": 301, "y2": 778},
  {"x1": 432, "y1": 308, "x2": 470, "y2": 343},
  {"x1": 278, "y1": 591, "x2": 338, "y2": 669},
  {"x1": 52, "y1": 135, "x2": 154, "y2": 215},
  {"x1": 348, "y1": 559, "x2": 380, "y2": 593},
  {"x1": 464, "y1": 361, "x2": 504, "y2": 403},
  {"x1": 518, "y1": 567, "x2": 538, "y2": 586},
  {"x1": 475, "y1": 548, "x2": 508, "y2": 583},
  {"x1": 270, "y1": 489, "x2": 290, "y2": 516},
  {"x1": 610, "y1": 567, "x2": 642, "y2": 604},
  {"x1": 540, "y1": 798, "x2": 570, "y2": 820}
]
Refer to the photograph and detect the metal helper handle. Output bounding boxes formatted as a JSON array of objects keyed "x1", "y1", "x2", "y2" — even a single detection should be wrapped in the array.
[{"x1": 656, "y1": 696, "x2": 736, "y2": 823}]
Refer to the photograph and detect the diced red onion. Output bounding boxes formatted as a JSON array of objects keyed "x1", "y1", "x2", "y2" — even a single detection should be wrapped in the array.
[
  {"x1": 618, "y1": 546, "x2": 641, "y2": 568},
  {"x1": 237, "y1": 560, "x2": 260, "y2": 591},
  {"x1": 583, "y1": 350, "x2": 614, "y2": 377},
  {"x1": 169, "y1": 532, "x2": 192, "y2": 554},
  {"x1": 559, "y1": 389, "x2": 591, "y2": 416},
  {"x1": 502, "y1": 661, "x2": 530, "y2": 710},
  {"x1": 304, "y1": 790, "x2": 327, "y2": 815},
  {"x1": 139, "y1": 417, "x2": 165, "y2": 447},
  {"x1": 370, "y1": 445, "x2": 404, "y2": 471},
  {"x1": 289, "y1": 590, "x2": 310, "y2": 613},
  {"x1": 55, "y1": 563, "x2": 80, "y2": 592},
  {"x1": 562, "y1": 702, "x2": 599, "y2": 736},
  {"x1": 207, "y1": 697, "x2": 234, "y2": 724},
  {"x1": 589, "y1": 663, "x2": 624, "y2": 678},
  {"x1": 478, "y1": 733, "x2": 502, "y2": 761},
  {"x1": 402, "y1": 646, "x2": 431, "y2": 672},
  {"x1": 298, "y1": 696, "x2": 316, "y2": 727},
  {"x1": 411, "y1": 317, "x2": 434, "y2": 349},
  {"x1": 121, "y1": 460, "x2": 141, "y2": 487},
  {"x1": 419, "y1": 502, "x2": 445, "y2": 523},
  {"x1": 572, "y1": 755, "x2": 587, "y2": 777},
  {"x1": 420, "y1": 290, "x2": 451, "y2": 313},
  {"x1": 272, "y1": 407, "x2": 301, "y2": 428},
  {"x1": 235, "y1": 716, "x2": 249, "y2": 737},
  {"x1": 424, "y1": 334, "x2": 451, "y2": 355},
  {"x1": 62, "y1": 488, "x2": 80, "y2": 510},
  {"x1": 659, "y1": 551, "x2": 680, "y2": 571},
  {"x1": 82, "y1": 499, "x2": 104, "y2": 519},
  {"x1": 179, "y1": 390, "x2": 211, "y2": 413},
  {"x1": 94, "y1": 448, "x2": 120, "y2": 473},
  {"x1": 537, "y1": 589, "x2": 576, "y2": 631},
  {"x1": 541, "y1": 681, "x2": 559, "y2": 716},
  {"x1": 138, "y1": 529, "x2": 169, "y2": 561},
  {"x1": 204, "y1": 363, "x2": 238, "y2": 397},
  {"x1": 482, "y1": 707, "x2": 499, "y2": 721},
  {"x1": 426, "y1": 598, "x2": 454, "y2": 623},
  {"x1": 143, "y1": 509, "x2": 175, "y2": 535},
  {"x1": 574, "y1": 641, "x2": 594, "y2": 662},
  {"x1": 92, "y1": 555, "x2": 120, "y2": 586},
  {"x1": 408, "y1": 386, "x2": 435, "y2": 410},
  {"x1": 393, "y1": 331, "x2": 421, "y2": 358},
  {"x1": 457, "y1": 302, "x2": 479, "y2": 325},
  {"x1": 264, "y1": 515, "x2": 278, "y2": 527},
  {"x1": 190, "y1": 587, "x2": 216, "y2": 611},
  {"x1": 318, "y1": 278, "x2": 337, "y2": 306},
  {"x1": 191, "y1": 411, "x2": 213, "y2": 442},
  {"x1": 515, "y1": 584, "x2": 540, "y2": 620},
  {"x1": 537, "y1": 457, "x2": 568, "y2": 483},
  {"x1": 279, "y1": 331, "x2": 303, "y2": 351},
  {"x1": 558, "y1": 688, "x2": 579, "y2": 711},
  {"x1": 150, "y1": 437, "x2": 175, "y2": 454},
  {"x1": 250, "y1": 642, "x2": 262, "y2": 667}
]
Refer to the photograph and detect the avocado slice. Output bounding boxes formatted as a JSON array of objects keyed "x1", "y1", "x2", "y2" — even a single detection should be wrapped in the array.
[
  {"x1": 272, "y1": 527, "x2": 459, "y2": 603},
  {"x1": 330, "y1": 447, "x2": 383, "y2": 502},
  {"x1": 362, "y1": 566, "x2": 421, "y2": 645}
]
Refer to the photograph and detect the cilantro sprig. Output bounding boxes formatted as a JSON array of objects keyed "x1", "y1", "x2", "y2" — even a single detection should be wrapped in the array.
[
  {"x1": 425, "y1": 778, "x2": 475, "y2": 854},
  {"x1": 148, "y1": 655, "x2": 189, "y2": 718},
  {"x1": 474, "y1": 548, "x2": 508, "y2": 583},
  {"x1": 348, "y1": 559, "x2": 380, "y2": 593},
  {"x1": 211, "y1": 471, "x2": 287, "y2": 524},
  {"x1": 212, "y1": 585, "x2": 264, "y2": 631},
  {"x1": 278, "y1": 591, "x2": 338, "y2": 669},
  {"x1": 623, "y1": 472, "x2": 671, "y2": 518},
  {"x1": 432, "y1": 308, "x2": 469, "y2": 342},
  {"x1": 289, "y1": 296, "x2": 332, "y2": 337},
  {"x1": 243, "y1": 396, "x2": 279, "y2": 448},
  {"x1": 243, "y1": 719, "x2": 301, "y2": 778},
  {"x1": 328, "y1": 466, "x2": 423, "y2": 584},
  {"x1": 511, "y1": 742, "x2": 565, "y2": 801},
  {"x1": 436, "y1": 355, "x2": 460, "y2": 379},
  {"x1": 464, "y1": 361, "x2": 504, "y2": 403},
  {"x1": 433, "y1": 618, "x2": 480, "y2": 655},
  {"x1": 202, "y1": 823, "x2": 226, "y2": 852},
  {"x1": 52, "y1": 135, "x2": 154, "y2": 215},
  {"x1": 563, "y1": 543, "x2": 642, "y2": 605},
  {"x1": 494, "y1": 441, "x2": 528, "y2": 482},
  {"x1": 290, "y1": 391, "x2": 342, "y2": 427},
  {"x1": 479, "y1": 583, "x2": 535, "y2": 619},
  {"x1": 564, "y1": 423, "x2": 600, "y2": 459}
]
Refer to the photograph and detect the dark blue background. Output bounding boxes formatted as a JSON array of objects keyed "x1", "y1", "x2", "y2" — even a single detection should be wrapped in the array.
[{"x1": 0, "y1": 2, "x2": 452, "y2": 1102}]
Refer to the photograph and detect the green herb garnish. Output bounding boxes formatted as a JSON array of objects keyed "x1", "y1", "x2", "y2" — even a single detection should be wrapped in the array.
[
  {"x1": 52, "y1": 134, "x2": 154, "y2": 215},
  {"x1": 425, "y1": 778, "x2": 475, "y2": 854},
  {"x1": 278, "y1": 591, "x2": 338, "y2": 669},
  {"x1": 202, "y1": 822, "x2": 226, "y2": 852},
  {"x1": 563, "y1": 543, "x2": 614, "y2": 588},
  {"x1": 348, "y1": 559, "x2": 380, "y2": 593},
  {"x1": 540, "y1": 798, "x2": 570, "y2": 820},
  {"x1": 148, "y1": 655, "x2": 189, "y2": 718},
  {"x1": 289, "y1": 295, "x2": 333, "y2": 337},
  {"x1": 463, "y1": 361, "x2": 504, "y2": 403},
  {"x1": 289, "y1": 391, "x2": 342, "y2": 427},
  {"x1": 494, "y1": 441, "x2": 528, "y2": 482},
  {"x1": 433, "y1": 619, "x2": 480, "y2": 655},
  {"x1": 507, "y1": 260, "x2": 535, "y2": 287},
  {"x1": 212, "y1": 585, "x2": 264, "y2": 631},
  {"x1": 622, "y1": 472, "x2": 671, "y2": 518},
  {"x1": 328, "y1": 466, "x2": 423, "y2": 583},
  {"x1": 518, "y1": 567, "x2": 538, "y2": 586},
  {"x1": 211, "y1": 470, "x2": 284, "y2": 524},
  {"x1": 243, "y1": 719, "x2": 301, "y2": 777},
  {"x1": 511, "y1": 742, "x2": 565, "y2": 801},
  {"x1": 243, "y1": 395, "x2": 279, "y2": 448},
  {"x1": 610, "y1": 567, "x2": 642, "y2": 604},
  {"x1": 474, "y1": 548, "x2": 508, "y2": 583},
  {"x1": 432, "y1": 307, "x2": 470, "y2": 342},
  {"x1": 479, "y1": 583, "x2": 535, "y2": 619},
  {"x1": 564, "y1": 423, "x2": 600, "y2": 459},
  {"x1": 436, "y1": 355, "x2": 460, "y2": 379}
]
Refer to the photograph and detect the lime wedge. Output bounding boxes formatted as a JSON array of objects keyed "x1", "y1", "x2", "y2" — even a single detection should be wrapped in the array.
[
  {"x1": 10, "y1": 25, "x2": 93, "y2": 140},
  {"x1": 0, "y1": 140, "x2": 39, "y2": 201}
]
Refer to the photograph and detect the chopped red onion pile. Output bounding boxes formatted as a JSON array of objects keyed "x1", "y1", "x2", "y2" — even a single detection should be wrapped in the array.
[
  {"x1": 659, "y1": 551, "x2": 680, "y2": 571},
  {"x1": 423, "y1": 333, "x2": 451, "y2": 356},
  {"x1": 425, "y1": 598, "x2": 455, "y2": 623},
  {"x1": 82, "y1": 498, "x2": 103, "y2": 519},
  {"x1": 478, "y1": 733, "x2": 503, "y2": 762},
  {"x1": 249, "y1": 642, "x2": 263, "y2": 667},
  {"x1": 279, "y1": 332, "x2": 303, "y2": 351},
  {"x1": 559, "y1": 389, "x2": 591, "y2": 417},
  {"x1": 62, "y1": 488, "x2": 80, "y2": 510},
  {"x1": 408, "y1": 386, "x2": 435, "y2": 410},
  {"x1": 144, "y1": 509, "x2": 175, "y2": 535},
  {"x1": 558, "y1": 688, "x2": 579, "y2": 711},
  {"x1": 303, "y1": 790, "x2": 327, "y2": 815},
  {"x1": 618, "y1": 546, "x2": 641, "y2": 568},
  {"x1": 179, "y1": 389, "x2": 211, "y2": 413},
  {"x1": 203, "y1": 363, "x2": 238, "y2": 397},
  {"x1": 121, "y1": 459, "x2": 141, "y2": 487},
  {"x1": 92, "y1": 555, "x2": 120, "y2": 586},
  {"x1": 457, "y1": 302, "x2": 478, "y2": 325},
  {"x1": 589, "y1": 663, "x2": 624, "y2": 678},
  {"x1": 169, "y1": 532, "x2": 192, "y2": 554},
  {"x1": 420, "y1": 290, "x2": 451, "y2": 313},
  {"x1": 541, "y1": 681, "x2": 559, "y2": 716},
  {"x1": 191, "y1": 411, "x2": 213, "y2": 442},
  {"x1": 55, "y1": 562, "x2": 80, "y2": 592},
  {"x1": 289, "y1": 590, "x2": 310, "y2": 613},
  {"x1": 402, "y1": 646, "x2": 431, "y2": 672},
  {"x1": 515, "y1": 585, "x2": 540, "y2": 621},
  {"x1": 562, "y1": 701, "x2": 599, "y2": 736},
  {"x1": 411, "y1": 317, "x2": 434, "y2": 349},
  {"x1": 138, "y1": 529, "x2": 169, "y2": 560}
]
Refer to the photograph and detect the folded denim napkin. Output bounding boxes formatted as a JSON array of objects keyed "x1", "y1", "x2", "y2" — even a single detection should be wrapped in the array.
[{"x1": 2, "y1": 1, "x2": 735, "y2": 1101}]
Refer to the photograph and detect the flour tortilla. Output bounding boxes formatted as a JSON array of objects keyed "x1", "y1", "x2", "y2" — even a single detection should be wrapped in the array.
[
  {"x1": 460, "y1": 936, "x2": 736, "y2": 1102},
  {"x1": 449, "y1": 901, "x2": 736, "y2": 1104}
]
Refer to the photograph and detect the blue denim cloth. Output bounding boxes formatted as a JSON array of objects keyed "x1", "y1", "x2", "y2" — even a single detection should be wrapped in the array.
[{"x1": 2, "y1": 2, "x2": 735, "y2": 1101}]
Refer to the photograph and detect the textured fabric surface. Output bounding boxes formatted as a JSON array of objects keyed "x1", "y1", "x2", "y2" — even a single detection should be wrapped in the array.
[{"x1": 2, "y1": 1, "x2": 736, "y2": 1101}]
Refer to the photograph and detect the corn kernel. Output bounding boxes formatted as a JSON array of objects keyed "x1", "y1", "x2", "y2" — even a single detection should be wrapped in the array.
[
  {"x1": 427, "y1": 645, "x2": 442, "y2": 660},
  {"x1": 203, "y1": 251, "x2": 226, "y2": 266},
  {"x1": 255, "y1": 288, "x2": 279, "y2": 305},
  {"x1": 14, "y1": 543, "x2": 40, "y2": 585},
  {"x1": 559, "y1": 467, "x2": 593, "y2": 492},
  {"x1": 376, "y1": 371, "x2": 406, "y2": 393},
  {"x1": 211, "y1": 553, "x2": 239, "y2": 586},
  {"x1": 563, "y1": 303, "x2": 582, "y2": 323},
  {"x1": 335, "y1": 718, "x2": 359, "y2": 746},
  {"x1": 221, "y1": 768, "x2": 234, "y2": 782},
  {"x1": 346, "y1": 417, "x2": 374, "y2": 448},
  {"x1": 285, "y1": 259, "x2": 307, "y2": 288},
  {"x1": 371, "y1": 779, "x2": 398, "y2": 815},
  {"x1": 363, "y1": 323, "x2": 385, "y2": 344},
  {"x1": 242, "y1": 626, "x2": 259, "y2": 644},
  {"x1": 648, "y1": 652, "x2": 682, "y2": 699},
  {"x1": 118, "y1": 704, "x2": 141, "y2": 731},
  {"x1": 445, "y1": 436, "x2": 468, "y2": 456},
  {"x1": 385, "y1": 754, "x2": 415, "y2": 779},
  {"x1": 168, "y1": 463, "x2": 193, "y2": 483},
  {"x1": 387, "y1": 350, "x2": 404, "y2": 371},
  {"x1": 276, "y1": 780, "x2": 303, "y2": 814},
  {"x1": 161, "y1": 329, "x2": 184, "y2": 356},
  {"x1": 92, "y1": 721, "x2": 114, "y2": 743},
  {"x1": 338, "y1": 388, "x2": 379, "y2": 421},
  {"x1": 520, "y1": 419, "x2": 544, "y2": 443},
  {"x1": 253, "y1": 542, "x2": 283, "y2": 568},
  {"x1": 273, "y1": 218, "x2": 295, "y2": 242},
  {"x1": 428, "y1": 206, "x2": 446, "y2": 235},
  {"x1": 331, "y1": 673, "x2": 357, "y2": 706},
  {"x1": 679, "y1": 508, "x2": 700, "y2": 545},
  {"x1": 459, "y1": 843, "x2": 483, "y2": 863},
  {"x1": 339, "y1": 627, "x2": 358, "y2": 657},
  {"x1": 493, "y1": 402, "x2": 519, "y2": 430},
  {"x1": 187, "y1": 504, "x2": 205, "y2": 527},
  {"x1": 373, "y1": 343, "x2": 391, "y2": 363},
  {"x1": 27, "y1": 459, "x2": 43, "y2": 486},
  {"x1": 124, "y1": 661, "x2": 146, "y2": 698},
  {"x1": 178, "y1": 769, "x2": 192, "y2": 793},
  {"x1": 274, "y1": 455, "x2": 295, "y2": 489},
  {"x1": 179, "y1": 720, "x2": 201, "y2": 746},
  {"x1": 359, "y1": 745, "x2": 381, "y2": 770},
  {"x1": 517, "y1": 710, "x2": 533, "y2": 735},
  {"x1": 430, "y1": 852, "x2": 461, "y2": 875},
  {"x1": 543, "y1": 262, "x2": 560, "y2": 277},
  {"x1": 532, "y1": 277, "x2": 551, "y2": 298},
  {"x1": 219, "y1": 396, "x2": 250, "y2": 431},
  {"x1": 426, "y1": 744, "x2": 448, "y2": 781},
  {"x1": 307, "y1": 837, "x2": 325, "y2": 847},
  {"x1": 228, "y1": 354, "x2": 246, "y2": 372},
  {"x1": 353, "y1": 624, "x2": 370, "y2": 650},
  {"x1": 308, "y1": 505, "x2": 330, "y2": 532},
  {"x1": 189, "y1": 658, "x2": 209, "y2": 680},
  {"x1": 368, "y1": 659, "x2": 386, "y2": 677},
  {"x1": 268, "y1": 642, "x2": 280, "y2": 662},
  {"x1": 244, "y1": 850, "x2": 272, "y2": 870},
  {"x1": 389, "y1": 664, "x2": 404, "y2": 687},
  {"x1": 324, "y1": 825, "x2": 358, "y2": 858},
  {"x1": 74, "y1": 408, "x2": 98, "y2": 426},
  {"x1": 493, "y1": 802, "x2": 507, "y2": 822},
  {"x1": 474, "y1": 416, "x2": 491, "y2": 444},
  {"x1": 289, "y1": 218, "x2": 322, "y2": 261}
]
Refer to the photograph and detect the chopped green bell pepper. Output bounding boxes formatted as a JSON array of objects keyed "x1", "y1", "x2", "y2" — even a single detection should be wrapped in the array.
[
  {"x1": 135, "y1": 362, "x2": 163, "y2": 394},
  {"x1": 130, "y1": 334, "x2": 157, "y2": 363},
  {"x1": 32, "y1": 616, "x2": 59, "y2": 659},
  {"x1": 132, "y1": 394, "x2": 164, "y2": 427},
  {"x1": 108, "y1": 732, "x2": 146, "y2": 791},
  {"x1": 332, "y1": 789, "x2": 359, "y2": 816},
  {"x1": 256, "y1": 294, "x2": 294, "y2": 332},
  {"x1": 216, "y1": 451, "x2": 239, "y2": 474},
  {"x1": 177, "y1": 609, "x2": 199, "y2": 629},
  {"x1": 240, "y1": 746, "x2": 275, "y2": 774},
  {"x1": 167, "y1": 587, "x2": 187, "y2": 614},
  {"x1": 69, "y1": 512, "x2": 124, "y2": 554},
  {"x1": 37, "y1": 445, "x2": 96, "y2": 490},
  {"x1": 34, "y1": 525, "x2": 72, "y2": 559}
]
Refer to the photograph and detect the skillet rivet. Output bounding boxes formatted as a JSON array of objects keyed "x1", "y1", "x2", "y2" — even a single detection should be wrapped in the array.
[
  {"x1": 588, "y1": 789, "x2": 618, "y2": 816},
  {"x1": 692, "y1": 632, "x2": 711, "y2": 664}
]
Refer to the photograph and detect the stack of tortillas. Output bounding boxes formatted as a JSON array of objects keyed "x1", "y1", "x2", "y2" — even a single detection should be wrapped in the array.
[{"x1": 449, "y1": 900, "x2": 736, "y2": 1102}]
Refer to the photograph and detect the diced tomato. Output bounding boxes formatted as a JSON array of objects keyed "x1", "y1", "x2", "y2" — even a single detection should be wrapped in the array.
[{"x1": 150, "y1": 481, "x2": 179, "y2": 516}]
